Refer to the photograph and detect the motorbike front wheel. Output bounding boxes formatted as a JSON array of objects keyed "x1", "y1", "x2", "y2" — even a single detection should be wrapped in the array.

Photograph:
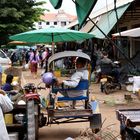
[
  {"x1": 27, "y1": 100, "x2": 39, "y2": 140},
  {"x1": 104, "y1": 82, "x2": 121, "y2": 94},
  {"x1": 114, "y1": 82, "x2": 121, "y2": 90},
  {"x1": 104, "y1": 82, "x2": 113, "y2": 94}
]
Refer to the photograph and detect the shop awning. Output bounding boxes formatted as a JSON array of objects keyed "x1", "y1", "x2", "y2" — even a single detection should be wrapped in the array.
[
  {"x1": 80, "y1": 18, "x2": 97, "y2": 33},
  {"x1": 65, "y1": 20, "x2": 78, "y2": 29},
  {"x1": 112, "y1": 27, "x2": 140, "y2": 37},
  {"x1": 89, "y1": 3, "x2": 131, "y2": 39},
  {"x1": 49, "y1": 0, "x2": 62, "y2": 9},
  {"x1": 75, "y1": 0, "x2": 97, "y2": 28}
]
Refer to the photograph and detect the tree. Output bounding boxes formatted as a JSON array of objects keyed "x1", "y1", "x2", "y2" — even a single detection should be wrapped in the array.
[{"x1": 0, "y1": 0, "x2": 46, "y2": 46}]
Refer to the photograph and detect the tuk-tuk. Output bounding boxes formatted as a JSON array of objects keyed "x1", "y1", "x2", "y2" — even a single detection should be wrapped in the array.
[{"x1": 42, "y1": 50, "x2": 102, "y2": 132}]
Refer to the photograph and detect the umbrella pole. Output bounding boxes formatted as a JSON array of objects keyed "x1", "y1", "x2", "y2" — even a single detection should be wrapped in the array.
[
  {"x1": 52, "y1": 42, "x2": 55, "y2": 71},
  {"x1": 48, "y1": 42, "x2": 55, "y2": 72}
]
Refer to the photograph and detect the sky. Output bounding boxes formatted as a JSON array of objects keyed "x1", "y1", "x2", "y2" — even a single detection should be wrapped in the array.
[{"x1": 37, "y1": 0, "x2": 114, "y2": 15}]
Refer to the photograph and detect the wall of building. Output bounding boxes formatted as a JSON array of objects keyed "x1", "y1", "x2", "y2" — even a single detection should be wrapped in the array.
[{"x1": 34, "y1": 10, "x2": 76, "y2": 29}]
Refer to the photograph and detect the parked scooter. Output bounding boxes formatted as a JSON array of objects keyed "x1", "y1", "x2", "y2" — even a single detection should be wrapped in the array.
[
  {"x1": 100, "y1": 61, "x2": 122, "y2": 94},
  {"x1": 23, "y1": 83, "x2": 46, "y2": 140}
]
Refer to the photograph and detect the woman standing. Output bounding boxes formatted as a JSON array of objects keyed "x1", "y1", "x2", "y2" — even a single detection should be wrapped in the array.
[{"x1": 29, "y1": 49, "x2": 40, "y2": 78}]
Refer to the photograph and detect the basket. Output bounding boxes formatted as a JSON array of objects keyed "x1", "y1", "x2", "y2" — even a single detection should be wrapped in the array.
[
  {"x1": 54, "y1": 70, "x2": 61, "y2": 77},
  {"x1": 4, "y1": 113, "x2": 13, "y2": 124}
]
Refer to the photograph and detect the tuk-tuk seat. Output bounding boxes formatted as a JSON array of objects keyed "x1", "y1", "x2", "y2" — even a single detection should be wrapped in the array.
[
  {"x1": 58, "y1": 95, "x2": 88, "y2": 101},
  {"x1": 55, "y1": 80, "x2": 89, "y2": 101}
]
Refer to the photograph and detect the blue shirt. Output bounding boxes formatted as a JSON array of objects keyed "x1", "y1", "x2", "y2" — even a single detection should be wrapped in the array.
[{"x1": 2, "y1": 83, "x2": 13, "y2": 91}]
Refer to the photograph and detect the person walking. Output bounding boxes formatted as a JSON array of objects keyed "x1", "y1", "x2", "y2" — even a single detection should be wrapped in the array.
[
  {"x1": 97, "y1": 51, "x2": 119, "y2": 82},
  {"x1": 42, "y1": 48, "x2": 50, "y2": 72},
  {"x1": 29, "y1": 49, "x2": 40, "y2": 78}
]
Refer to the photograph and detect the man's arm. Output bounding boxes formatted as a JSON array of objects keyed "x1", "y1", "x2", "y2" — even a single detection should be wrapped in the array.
[
  {"x1": 63, "y1": 71, "x2": 83, "y2": 87},
  {"x1": 0, "y1": 94, "x2": 13, "y2": 113},
  {"x1": 0, "y1": 64, "x2": 2, "y2": 88}
]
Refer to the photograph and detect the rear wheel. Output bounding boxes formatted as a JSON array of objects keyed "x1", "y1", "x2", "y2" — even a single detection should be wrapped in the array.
[
  {"x1": 100, "y1": 83, "x2": 104, "y2": 92},
  {"x1": 92, "y1": 128, "x2": 100, "y2": 133},
  {"x1": 104, "y1": 82, "x2": 113, "y2": 94}
]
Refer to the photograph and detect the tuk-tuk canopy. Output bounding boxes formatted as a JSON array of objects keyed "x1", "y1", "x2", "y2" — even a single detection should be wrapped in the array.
[{"x1": 48, "y1": 51, "x2": 91, "y2": 66}]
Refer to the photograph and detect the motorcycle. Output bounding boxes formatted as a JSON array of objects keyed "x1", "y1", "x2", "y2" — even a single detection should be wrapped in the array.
[
  {"x1": 100, "y1": 74, "x2": 121, "y2": 94},
  {"x1": 100, "y1": 61, "x2": 122, "y2": 94}
]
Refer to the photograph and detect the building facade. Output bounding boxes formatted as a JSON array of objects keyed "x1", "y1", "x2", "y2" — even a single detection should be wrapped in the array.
[{"x1": 34, "y1": 10, "x2": 76, "y2": 29}]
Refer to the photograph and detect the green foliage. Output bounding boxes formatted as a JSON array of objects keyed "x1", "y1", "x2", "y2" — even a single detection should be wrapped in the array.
[{"x1": 0, "y1": 0, "x2": 46, "y2": 46}]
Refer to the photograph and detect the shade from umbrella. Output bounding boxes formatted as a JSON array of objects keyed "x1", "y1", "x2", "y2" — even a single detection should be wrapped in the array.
[{"x1": 9, "y1": 27, "x2": 94, "y2": 43}]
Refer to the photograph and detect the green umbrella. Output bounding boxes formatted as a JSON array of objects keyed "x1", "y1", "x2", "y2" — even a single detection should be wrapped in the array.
[
  {"x1": 10, "y1": 27, "x2": 94, "y2": 70},
  {"x1": 9, "y1": 27, "x2": 94, "y2": 43}
]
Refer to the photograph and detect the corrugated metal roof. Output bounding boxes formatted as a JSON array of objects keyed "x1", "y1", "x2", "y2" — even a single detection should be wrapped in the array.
[
  {"x1": 89, "y1": 0, "x2": 134, "y2": 18},
  {"x1": 66, "y1": 0, "x2": 134, "y2": 29}
]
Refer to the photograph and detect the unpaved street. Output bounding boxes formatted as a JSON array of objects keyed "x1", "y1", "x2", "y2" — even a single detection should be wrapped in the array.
[{"x1": 21, "y1": 68, "x2": 140, "y2": 140}]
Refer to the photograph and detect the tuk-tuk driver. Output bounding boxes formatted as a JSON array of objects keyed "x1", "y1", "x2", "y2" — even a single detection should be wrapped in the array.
[{"x1": 57, "y1": 57, "x2": 89, "y2": 101}]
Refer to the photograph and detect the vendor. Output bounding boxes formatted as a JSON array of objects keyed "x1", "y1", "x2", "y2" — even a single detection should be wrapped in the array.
[
  {"x1": 1, "y1": 75, "x2": 22, "y2": 102},
  {"x1": 2, "y1": 74, "x2": 13, "y2": 92}
]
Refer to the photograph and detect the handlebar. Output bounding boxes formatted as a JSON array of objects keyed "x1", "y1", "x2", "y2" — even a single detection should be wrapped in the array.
[
  {"x1": 37, "y1": 87, "x2": 46, "y2": 90},
  {"x1": 22, "y1": 82, "x2": 47, "y2": 91}
]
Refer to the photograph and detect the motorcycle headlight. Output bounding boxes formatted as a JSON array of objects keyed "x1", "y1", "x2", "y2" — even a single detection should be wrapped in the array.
[{"x1": 128, "y1": 77, "x2": 133, "y2": 82}]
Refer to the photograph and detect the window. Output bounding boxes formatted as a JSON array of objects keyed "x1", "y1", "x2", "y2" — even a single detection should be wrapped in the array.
[
  {"x1": 61, "y1": 21, "x2": 66, "y2": 26},
  {"x1": 46, "y1": 22, "x2": 50, "y2": 25},
  {"x1": 38, "y1": 22, "x2": 42, "y2": 25},
  {"x1": 54, "y1": 22, "x2": 57, "y2": 25}
]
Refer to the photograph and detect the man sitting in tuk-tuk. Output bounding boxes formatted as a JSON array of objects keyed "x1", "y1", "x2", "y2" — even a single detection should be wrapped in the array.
[{"x1": 56, "y1": 57, "x2": 89, "y2": 108}]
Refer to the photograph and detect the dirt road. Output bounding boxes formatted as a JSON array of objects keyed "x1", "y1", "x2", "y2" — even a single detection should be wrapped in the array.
[{"x1": 21, "y1": 68, "x2": 140, "y2": 140}]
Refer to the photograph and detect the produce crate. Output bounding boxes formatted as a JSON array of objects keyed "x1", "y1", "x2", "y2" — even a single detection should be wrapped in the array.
[{"x1": 116, "y1": 109, "x2": 140, "y2": 126}]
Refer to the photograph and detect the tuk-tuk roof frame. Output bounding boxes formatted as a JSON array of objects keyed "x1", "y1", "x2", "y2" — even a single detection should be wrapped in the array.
[{"x1": 48, "y1": 51, "x2": 91, "y2": 66}]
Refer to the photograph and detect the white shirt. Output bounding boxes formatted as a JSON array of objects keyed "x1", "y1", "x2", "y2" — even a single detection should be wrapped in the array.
[
  {"x1": 0, "y1": 94, "x2": 13, "y2": 140},
  {"x1": 55, "y1": 59, "x2": 64, "y2": 69},
  {"x1": 0, "y1": 64, "x2": 2, "y2": 73},
  {"x1": 42, "y1": 51, "x2": 48, "y2": 60},
  {"x1": 63, "y1": 68, "x2": 89, "y2": 97}
]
